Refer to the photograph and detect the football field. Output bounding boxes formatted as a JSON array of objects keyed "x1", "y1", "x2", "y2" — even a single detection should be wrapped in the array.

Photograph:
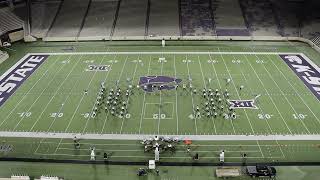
[
  {"x1": 0, "y1": 41, "x2": 319, "y2": 164},
  {"x1": 0, "y1": 51, "x2": 319, "y2": 135}
]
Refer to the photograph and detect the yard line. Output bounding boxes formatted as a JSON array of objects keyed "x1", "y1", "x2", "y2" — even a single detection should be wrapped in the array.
[
  {"x1": 231, "y1": 53, "x2": 272, "y2": 134},
  {"x1": 11, "y1": 55, "x2": 70, "y2": 131},
  {"x1": 99, "y1": 55, "x2": 119, "y2": 134},
  {"x1": 173, "y1": 55, "x2": 180, "y2": 134},
  {"x1": 208, "y1": 54, "x2": 221, "y2": 88},
  {"x1": 208, "y1": 53, "x2": 237, "y2": 134},
  {"x1": 46, "y1": 76, "x2": 83, "y2": 132},
  {"x1": 197, "y1": 55, "x2": 217, "y2": 134},
  {"x1": 138, "y1": 56, "x2": 152, "y2": 134},
  {"x1": 54, "y1": 54, "x2": 112, "y2": 153},
  {"x1": 65, "y1": 54, "x2": 111, "y2": 133},
  {"x1": 157, "y1": 54, "x2": 164, "y2": 134},
  {"x1": 0, "y1": 56, "x2": 60, "y2": 128},
  {"x1": 120, "y1": 55, "x2": 140, "y2": 133},
  {"x1": 29, "y1": 55, "x2": 84, "y2": 131},
  {"x1": 242, "y1": 54, "x2": 293, "y2": 134},
  {"x1": 48, "y1": 55, "x2": 104, "y2": 132},
  {"x1": 253, "y1": 54, "x2": 311, "y2": 134},
  {"x1": 82, "y1": 55, "x2": 124, "y2": 134},
  {"x1": 185, "y1": 54, "x2": 198, "y2": 134},
  {"x1": 270, "y1": 55, "x2": 320, "y2": 127},
  {"x1": 218, "y1": 49, "x2": 251, "y2": 134},
  {"x1": 256, "y1": 141, "x2": 265, "y2": 158},
  {"x1": 234, "y1": 53, "x2": 285, "y2": 158}
]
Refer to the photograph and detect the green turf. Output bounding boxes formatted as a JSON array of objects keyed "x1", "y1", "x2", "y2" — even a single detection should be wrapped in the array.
[
  {"x1": 0, "y1": 51, "x2": 319, "y2": 135},
  {"x1": 0, "y1": 40, "x2": 320, "y2": 171},
  {"x1": 0, "y1": 161, "x2": 320, "y2": 180},
  {"x1": 1, "y1": 137, "x2": 320, "y2": 163}
]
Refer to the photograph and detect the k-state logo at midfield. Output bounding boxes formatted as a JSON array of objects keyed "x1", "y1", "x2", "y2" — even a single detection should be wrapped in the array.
[
  {"x1": 139, "y1": 76, "x2": 182, "y2": 92},
  {"x1": 0, "y1": 55, "x2": 49, "y2": 107},
  {"x1": 229, "y1": 99, "x2": 258, "y2": 109},
  {"x1": 279, "y1": 54, "x2": 320, "y2": 101}
]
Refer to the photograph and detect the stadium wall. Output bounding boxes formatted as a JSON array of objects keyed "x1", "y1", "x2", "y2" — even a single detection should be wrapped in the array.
[
  {"x1": 42, "y1": 35, "x2": 320, "y2": 54},
  {"x1": 0, "y1": 51, "x2": 9, "y2": 64}
]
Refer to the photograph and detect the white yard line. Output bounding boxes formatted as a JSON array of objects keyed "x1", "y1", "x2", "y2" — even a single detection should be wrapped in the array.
[
  {"x1": 185, "y1": 54, "x2": 198, "y2": 134},
  {"x1": 99, "y1": 55, "x2": 118, "y2": 134},
  {"x1": 65, "y1": 55, "x2": 111, "y2": 133},
  {"x1": 138, "y1": 56, "x2": 152, "y2": 134},
  {"x1": 208, "y1": 54, "x2": 221, "y2": 87},
  {"x1": 81, "y1": 55, "x2": 123, "y2": 134},
  {"x1": 242, "y1": 54, "x2": 293, "y2": 134},
  {"x1": 29, "y1": 55, "x2": 83, "y2": 131},
  {"x1": 235, "y1": 53, "x2": 284, "y2": 158},
  {"x1": 218, "y1": 48, "x2": 249, "y2": 134},
  {"x1": 0, "y1": 56, "x2": 60, "y2": 128},
  {"x1": 208, "y1": 53, "x2": 237, "y2": 134},
  {"x1": 173, "y1": 55, "x2": 180, "y2": 134},
  {"x1": 197, "y1": 55, "x2": 217, "y2": 134},
  {"x1": 46, "y1": 77, "x2": 83, "y2": 132},
  {"x1": 157, "y1": 54, "x2": 164, "y2": 134},
  {"x1": 28, "y1": 52, "x2": 302, "y2": 56},
  {"x1": 12, "y1": 55, "x2": 70, "y2": 131},
  {"x1": 234, "y1": 54, "x2": 273, "y2": 134},
  {"x1": 56, "y1": 51, "x2": 112, "y2": 153},
  {"x1": 254, "y1": 54, "x2": 311, "y2": 134},
  {"x1": 270, "y1": 55, "x2": 320, "y2": 127},
  {"x1": 120, "y1": 55, "x2": 140, "y2": 133}
]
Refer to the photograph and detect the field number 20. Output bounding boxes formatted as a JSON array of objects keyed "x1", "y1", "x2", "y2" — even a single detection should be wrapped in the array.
[{"x1": 258, "y1": 114, "x2": 273, "y2": 120}]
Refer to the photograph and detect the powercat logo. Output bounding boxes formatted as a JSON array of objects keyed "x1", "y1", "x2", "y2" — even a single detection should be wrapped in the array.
[
  {"x1": 279, "y1": 54, "x2": 320, "y2": 101},
  {"x1": 0, "y1": 55, "x2": 49, "y2": 107},
  {"x1": 139, "y1": 76, "x2": 182, "y2": 92}
]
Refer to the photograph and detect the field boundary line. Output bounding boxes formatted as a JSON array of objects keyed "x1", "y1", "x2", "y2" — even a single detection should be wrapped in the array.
[
  {"x1": 2, "y1": 131, "x2": 320, "y2": 140},
  {"x1": 25, "y1": 52, "x2": 303, "y2": 56}
]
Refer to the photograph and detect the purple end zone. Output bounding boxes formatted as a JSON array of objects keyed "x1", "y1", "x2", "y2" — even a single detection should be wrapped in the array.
[
  {"x1": 279, "y1": 54, "x2": 320, "y2": 101},
  {"x1": 0, "y1": 55, "x2": 49, "y2": 107},
  {"x1": 139, "y1": 76, "x2": 182, "y2": 92}
]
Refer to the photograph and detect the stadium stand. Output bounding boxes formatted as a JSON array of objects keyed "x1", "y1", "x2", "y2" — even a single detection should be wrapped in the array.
[
  {"x1": 213, "y1": 0, "x2": 250, "y2": 36},
  {"x1": 148, "y1": 0, "x2": 180, "y2": 37},
  {"x1": 311, "y1": 36, "x2": 320, "y2": 46},
  {"x1": 30, "y1": 0, "x2": 61, "y2": 38},
  {"x1": 270, "y1": 0, "x2": 301, "y2": 37},
  {"x1": 239, "y1": 0, "x2": 280, "y2": 36},
  {"x1": 78, "y1": 0, "x2": 118, "y2": 40},
  {"x1": 113, "y1": 0, "x2": 148, "y2": 38},
  {"x1": 46, "y1": 0, "x2": 90, "y2": 40},
  {"x1": 180, "y1": 0, "x2": 215, "y2": 36},
  {"x1": 300, "y1": 0, "x2": 320, "y2": 39},
  {"x1": 1, "y1": 0, "x2": 320, "y2": 42},
  {"x1": 0, "y1": 7, "x2": 24, "y2": 36}
]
